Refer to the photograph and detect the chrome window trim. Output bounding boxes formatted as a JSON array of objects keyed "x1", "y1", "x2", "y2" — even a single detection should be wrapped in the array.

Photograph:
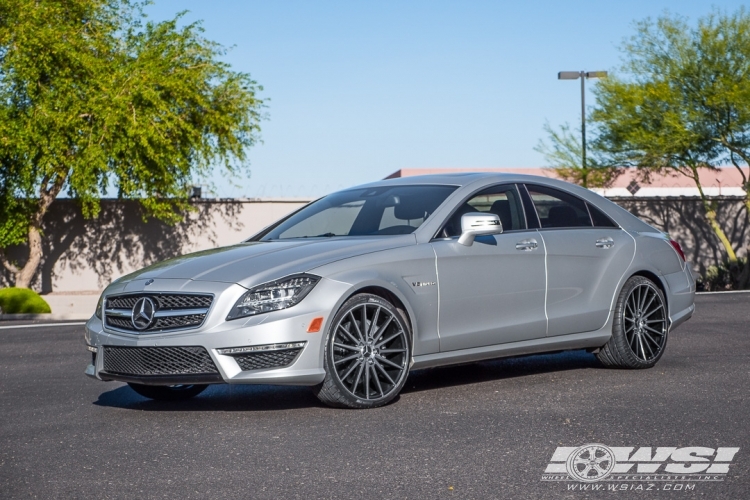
[{"x1": 522, "y1": 183, "x2": 623, "y2": 231}]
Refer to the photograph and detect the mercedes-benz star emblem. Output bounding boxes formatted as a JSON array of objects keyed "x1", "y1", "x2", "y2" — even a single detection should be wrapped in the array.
[{"x1": 131, "y1": 297, "x2": 156, "y2": 331}]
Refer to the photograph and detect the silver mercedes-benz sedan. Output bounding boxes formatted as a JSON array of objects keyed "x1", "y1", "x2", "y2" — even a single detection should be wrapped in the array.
[{"x1": 84, "y1": 173, "x2": 696, "y2": 408}]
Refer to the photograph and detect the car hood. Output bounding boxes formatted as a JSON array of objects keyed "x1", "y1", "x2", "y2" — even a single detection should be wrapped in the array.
[{"x1": 116, "y1": 235, "x2": 416, "y2": 289}]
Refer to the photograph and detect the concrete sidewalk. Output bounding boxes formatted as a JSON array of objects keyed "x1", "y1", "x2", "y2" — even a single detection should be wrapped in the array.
[{"x1": 0, "y1": 292, "x2": 99, "y2": 321}]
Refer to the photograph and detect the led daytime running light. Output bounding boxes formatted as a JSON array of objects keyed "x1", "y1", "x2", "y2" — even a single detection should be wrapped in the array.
[{"x1": 218, "y1": 342, "x2": 306, "y2": 355}]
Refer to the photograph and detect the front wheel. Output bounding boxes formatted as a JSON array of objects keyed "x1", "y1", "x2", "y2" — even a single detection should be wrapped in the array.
[
  {"x1": 313, "y1": 294, "x2": 411, "y2": 409},
  {"x1": 597, "y1": 276, "x2": 669, "y2": 369},
  {"x1": 127, "y1": 383, "x2": 208, "y2": 401}
]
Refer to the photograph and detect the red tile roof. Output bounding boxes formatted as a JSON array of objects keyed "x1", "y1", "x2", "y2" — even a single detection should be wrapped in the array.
[{"x1": 385, "y1": 167, "x2": 749, "y2": 197}]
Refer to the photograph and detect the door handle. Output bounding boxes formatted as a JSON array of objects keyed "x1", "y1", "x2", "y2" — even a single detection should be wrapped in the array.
[
  {"x1": 595, "y1": 237, "x2": 615, "y2": 249},
  {"x1": 516, "y1": 239, "x2": 538, "y2": 251}
]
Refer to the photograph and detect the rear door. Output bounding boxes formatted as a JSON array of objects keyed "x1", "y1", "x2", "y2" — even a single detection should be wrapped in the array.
[
  {"x1": 523, "y1": 184, "x2": 635, "y2": 336},
  {"x1": 431, "y1": 184, "x2": 547, "y2": 351}
]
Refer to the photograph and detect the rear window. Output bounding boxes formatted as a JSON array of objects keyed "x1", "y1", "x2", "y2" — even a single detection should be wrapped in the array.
[
  {"x1": 525, "y1": 184, "x2": 592, "y2": 229},
  {"x1": 587, "y1": 202, "x2": 618, "y2": 228}
]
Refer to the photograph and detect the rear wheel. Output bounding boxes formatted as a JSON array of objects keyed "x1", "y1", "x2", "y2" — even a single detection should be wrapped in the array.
[
  {"x1": 127, "y1": 383, "x2": 208, "y2": 401},
  {"x1": 313, "y1": 294, "x2": 411, "y2": 409},
  {"x1": 597, "y1": 276, "x2": 668, "y2": 369}
]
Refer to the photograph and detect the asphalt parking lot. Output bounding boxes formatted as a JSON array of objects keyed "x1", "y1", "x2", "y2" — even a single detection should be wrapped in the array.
[{"x1": 1, "y1": 293, "x2": 748, "y2": 499}]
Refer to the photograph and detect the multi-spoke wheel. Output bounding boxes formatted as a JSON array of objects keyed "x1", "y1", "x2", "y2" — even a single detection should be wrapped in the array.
[
  {"x1": 566, "y1": 444, "x2": 616, "y2": 482},
  {"x1": 313, "y1": 293, "x2": 411, "y2": 408},
  {"x1": 597, "y1": 276, "x2": 668, "y2": 369},
  {"x1": 128, "y1": 383, "x2": 208, "y2": 401}
]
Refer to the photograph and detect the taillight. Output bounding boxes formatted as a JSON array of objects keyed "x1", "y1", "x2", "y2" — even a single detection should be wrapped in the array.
[{"x1": 669, "y1": 239, "x2": 685, "y2": 262}]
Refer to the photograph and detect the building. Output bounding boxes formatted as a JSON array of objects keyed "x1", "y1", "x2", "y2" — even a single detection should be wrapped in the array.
[{"x1": 386, "y1": 167, "x2": 749, "y2": 197}]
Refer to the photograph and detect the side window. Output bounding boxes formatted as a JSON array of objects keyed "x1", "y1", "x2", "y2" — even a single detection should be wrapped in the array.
[
  {"x1": 440, "y1": 184, "x2": 526, "y2": 238},
  {"x1": 525, "y1": 184, "x2": 593, "y2": 229},
  {"x1": 587, "y1": 202, "x2": 618, "y2": 228}
]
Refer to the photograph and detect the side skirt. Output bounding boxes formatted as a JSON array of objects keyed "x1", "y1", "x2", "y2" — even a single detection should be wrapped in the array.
[{"x1": 411, "y1": 330, "x2": 611, "y2": 370}]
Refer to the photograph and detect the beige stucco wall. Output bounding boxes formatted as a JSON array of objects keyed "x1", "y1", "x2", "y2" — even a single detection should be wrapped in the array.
[{"x1": 1, "y1": 199, "x2": 310, "y2": 293}]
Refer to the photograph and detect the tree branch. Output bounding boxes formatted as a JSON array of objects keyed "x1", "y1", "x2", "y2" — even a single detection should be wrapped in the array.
[
  {"x1": 0, "y1": 249, "x2": 20, "y2": 274},
  {"x1": 713, "y1": 135, "x2": 750, "y2": 188}
]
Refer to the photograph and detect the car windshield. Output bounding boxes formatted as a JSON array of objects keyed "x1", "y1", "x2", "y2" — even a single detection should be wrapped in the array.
[{"x1": 258, "y1": 185, "x2": 458, "y2": 240}]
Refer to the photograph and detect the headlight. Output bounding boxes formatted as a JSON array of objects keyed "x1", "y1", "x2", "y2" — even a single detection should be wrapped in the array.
[
  {"x1": 226, "y1": 274, "x2": 320, "y2": 320},
  {"x1": 95, "y1": 294, "x2": 104, "y2": 319}
]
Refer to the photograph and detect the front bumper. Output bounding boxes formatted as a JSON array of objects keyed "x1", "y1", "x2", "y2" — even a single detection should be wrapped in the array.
[{"x1": 84, "y1": 277, "x2": 352, "y2": 386}]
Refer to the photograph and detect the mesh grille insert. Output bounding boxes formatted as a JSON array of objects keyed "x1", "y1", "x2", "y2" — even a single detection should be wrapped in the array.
[
  {"x1": 103, "y1": 346, "x2": 218, "y2": 376},
  {"x1": 232, "y1": 348, "x2": 302, "y2": 371},
  {"x1": 152, "y1": 314, "x2": 206, "y2": 330}
]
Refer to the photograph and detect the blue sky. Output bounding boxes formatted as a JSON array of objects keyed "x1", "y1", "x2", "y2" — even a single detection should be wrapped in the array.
[{"x1": 146, "y1": 1, "x2": 745, "y2": 198}]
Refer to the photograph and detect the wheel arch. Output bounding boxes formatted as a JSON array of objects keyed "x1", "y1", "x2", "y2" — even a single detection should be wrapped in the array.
[{"x1": 341, "y1": 284, "x2": 416, "y2": 349}]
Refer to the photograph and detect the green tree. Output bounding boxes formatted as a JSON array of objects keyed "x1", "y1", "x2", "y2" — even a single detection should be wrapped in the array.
[
  {"x1": 0, "y1": 0, "x2": 264, "y2": 288},
  {"x1": 535, "y1": 122, "x2": 621, "y2": 189},
  {"x1": 591, "y1": 8, "x2": 750, "y2": 286}
]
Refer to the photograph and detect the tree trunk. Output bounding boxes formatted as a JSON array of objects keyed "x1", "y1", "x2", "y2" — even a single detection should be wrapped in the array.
[
  {"x1": 690, "y1": 168, "x2": 738, "y2": 263},
  {"x1": 6, "y1": 171, "x2": 68, "y2": 289},
  {"x1": 737, "y1": 198, "x2": 750, "y2": 289},
  {"x1": 701, "y1": 201, "x2": 738, "y2": 263},
  {"x1": 12, "y1": 226, "x2": 43, "y2": 288}
]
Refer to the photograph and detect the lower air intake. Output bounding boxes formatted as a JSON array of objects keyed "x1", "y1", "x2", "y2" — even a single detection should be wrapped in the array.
[
  {"x1": 233, "y1": 348, "x2": 302, "y2": 371},
  {"x1": 103, "y1": 346, "x2": 218, "y2": 376}
]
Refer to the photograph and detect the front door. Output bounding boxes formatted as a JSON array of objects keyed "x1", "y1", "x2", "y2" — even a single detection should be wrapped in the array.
[{"x1": 431, "y1": 184, "x2": 547, "y2": 352}]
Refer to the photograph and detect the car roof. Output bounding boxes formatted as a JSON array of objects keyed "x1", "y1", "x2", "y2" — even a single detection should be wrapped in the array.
[{"x1": 353, "y1": 172, "x2": 552, "y2": 189}]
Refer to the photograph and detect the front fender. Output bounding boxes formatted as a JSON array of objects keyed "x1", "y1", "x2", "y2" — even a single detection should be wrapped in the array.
[{"x1": 310, "y1": 244, "x2": 439, "y2": 355}]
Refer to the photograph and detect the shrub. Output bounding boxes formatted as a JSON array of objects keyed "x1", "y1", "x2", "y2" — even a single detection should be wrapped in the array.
[
  {"x1": 0, "y1": 287, "x2": 52, "y2": 314},
  {"x1": 700, "y1": 257, "x2": 749, "y2": 291}
]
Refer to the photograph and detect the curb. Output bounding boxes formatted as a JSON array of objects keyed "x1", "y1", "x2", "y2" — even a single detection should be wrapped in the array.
[{"x1": 0, "y1": 313, "x2": 91, "y2": 321}]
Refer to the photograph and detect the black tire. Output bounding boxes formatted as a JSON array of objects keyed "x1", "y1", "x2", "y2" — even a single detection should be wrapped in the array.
[
  {"x1": 597, "y1": 276, "x2": 669, "y2": 369},
  {"x1": 127, "y1": 383, "x2": 208, "y2": 401},
  {"x1": 313, "y1": 293, "x2": 411, "y2": 409}
]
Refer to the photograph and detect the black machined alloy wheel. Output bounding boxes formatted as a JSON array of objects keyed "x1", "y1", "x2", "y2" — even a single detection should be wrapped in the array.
[
  {"x1": 314, "y1": 294, "x2": 411, "y2": 409},
  {"x1": 127, "y1": 383, "x2": 208, "y2": 401},
  {"x1": 597, "y1": 276, "x2": 668, "y2": 369}
]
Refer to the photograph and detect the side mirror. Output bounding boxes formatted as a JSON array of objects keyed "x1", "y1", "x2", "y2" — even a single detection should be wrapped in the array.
[{"x1": 458, "y1": 212, "x2": 503, "y2": 246}]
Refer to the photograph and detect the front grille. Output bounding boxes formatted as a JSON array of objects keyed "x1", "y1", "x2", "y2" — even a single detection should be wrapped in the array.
[
  {"x1": 233, "y1": 348, "x2": 302, "y2": 371},
  {"x1": 102, "y1": 346, "x2": 218, "y2": 376},
  {"x1": 104, "y1": 293, "x2": 213, "y2": 333}
]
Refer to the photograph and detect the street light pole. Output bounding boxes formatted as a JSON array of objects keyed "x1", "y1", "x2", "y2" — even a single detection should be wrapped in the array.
[
  {"x1": 558, "y1": 70, "x2": 607, "y2": 188},
  {"x1": 580, "y1": 72, "x2": 586, "y2": 178}
]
